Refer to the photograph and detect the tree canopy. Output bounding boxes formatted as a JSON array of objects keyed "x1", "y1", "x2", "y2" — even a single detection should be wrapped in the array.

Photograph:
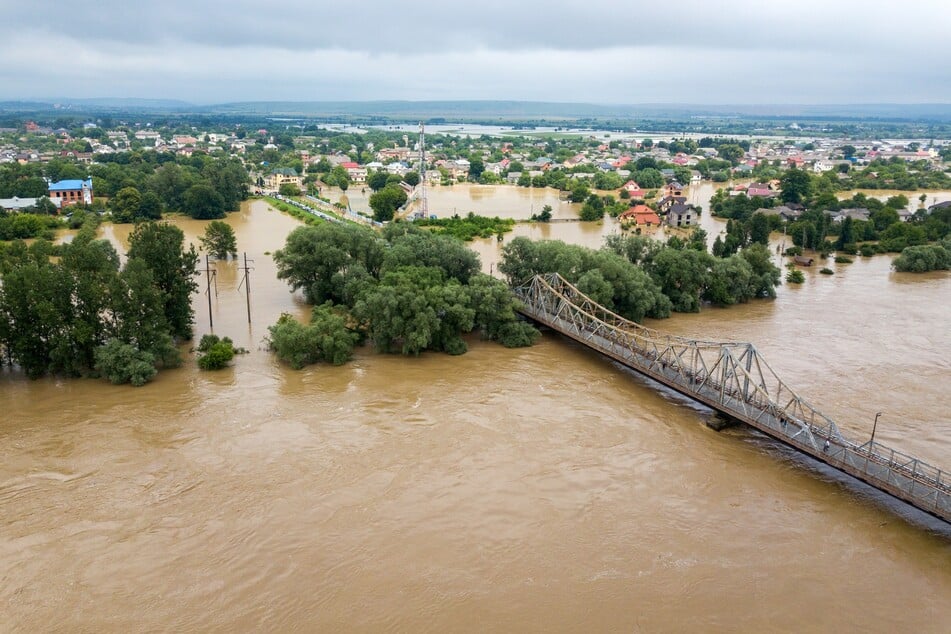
[
  {"x1": 269, "y1": 222, "x2": 539, "y2": 366},
  {"x1": 0, "y1": 221, "x2": 192, "y2": 384}
]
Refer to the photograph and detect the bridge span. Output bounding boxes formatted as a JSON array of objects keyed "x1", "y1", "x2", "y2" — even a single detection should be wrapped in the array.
[{"x1": 514, "y1": 273, "x2": 950, "y2": 523}]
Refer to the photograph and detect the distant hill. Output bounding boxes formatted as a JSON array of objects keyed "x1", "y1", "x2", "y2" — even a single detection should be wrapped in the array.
[
  {"x1": 1, "y1": 99, "x2": 950, "y2": 123},
  {"x1": 207, "y1": 100, "x2": 951, "y2": 121}
]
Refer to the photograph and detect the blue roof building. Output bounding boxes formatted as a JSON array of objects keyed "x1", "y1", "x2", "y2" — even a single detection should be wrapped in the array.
[{"x1": 48, "y1": 178, "x2": 93, "y2": 207}]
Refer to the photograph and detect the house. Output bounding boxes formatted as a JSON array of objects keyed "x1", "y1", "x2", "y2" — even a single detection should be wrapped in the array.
[
  {"x1": 832, "y1": 208, "x2": 871, "y2": 222},
  {"x1": 666, "y1": 203, "x2": 694, "y2": 227},
  {"x1": 747, "y1": 183, "x2": 775, "y2": 198},
  {"x1": 48, "y1": 178, "x2": 93, "y2": 206},
  {"x1": 619, "y1": 204, "x2": 661, "y2": 227},
  {"x1": 59, "y1": 150, "x2": 93, "y2": 163},
  {"x1": 621, "y1": 180, "x2": 645, "y2": 198},
  {"x1": 385, "y1": 161, "x2": 410, "y2": 176},
  {"x1": 265, "y1": 168, "x2": 302, "y2": 191},
  {"x1": 927, "y1": 200, "x2": 951, "y2": 214},
  {"x1": 0, "y1": 196, "x2": 62, "y2": 212},
  {"x1": 664, "y1": 182, "x2": 684, "y2": 197},
  {"x1": 756, "y1": 206, "x2": 801, "y2": 221},
  {"x1": 340, "y1": 162, "x2": 367, "y2": 183},
  {"x1": 657, "y1": 195, "x2": 687, "y2": 213},
  {"x1": 794, "y1": 255, "x2": 814, "y2": 266}
]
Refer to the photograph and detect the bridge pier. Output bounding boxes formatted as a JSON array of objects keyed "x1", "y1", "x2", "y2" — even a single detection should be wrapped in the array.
[{"x1": 706, "y1": 414, "x2": 740, "y2": 432}]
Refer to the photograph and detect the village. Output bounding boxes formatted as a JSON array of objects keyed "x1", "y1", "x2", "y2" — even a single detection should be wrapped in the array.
[{"x1": 2, "y1": 116, "x2": 951, "y2": 237}]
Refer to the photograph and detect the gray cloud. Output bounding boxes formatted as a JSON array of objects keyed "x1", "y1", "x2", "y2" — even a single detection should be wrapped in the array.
[{"x1": 0, "y1": 0, "x2": 947, "y2": 104}]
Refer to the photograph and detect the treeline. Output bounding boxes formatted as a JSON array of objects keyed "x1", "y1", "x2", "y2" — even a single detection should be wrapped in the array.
[
  {"x1": 893, "y1": 237, "x2": 951, "y2": 272},
  {"x1": 0, "y1": 221, "x2": 198, "y2": 384},
  {"x1": 268, "y1": 223, "x2": 539, "y2": 368},
  {"x1": 711, "y1": 167, "x2": 951, "y2": 255},
  {"x1": 845, "y1": 158, "x2": 951, "y2": 191},
  {"x1": 91, "y1": 152, "x2": 249, "y2": 222},
  {"x1": 499, "y1": 231, "x2": 780, "y2": 318},
  {"x1": 413, "y1": 213, "x2": 515, "y2": 241},
  {"x1": 0, "y1": 152, "x2": 250, "y2": 228}
]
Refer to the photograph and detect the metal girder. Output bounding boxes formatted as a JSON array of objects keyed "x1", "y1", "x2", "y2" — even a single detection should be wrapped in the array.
[{"x1": 513, "y1": 272, "x2": 950, "y2": 523}]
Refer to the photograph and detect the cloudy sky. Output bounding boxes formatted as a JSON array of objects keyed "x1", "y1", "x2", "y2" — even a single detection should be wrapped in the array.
[{"x1": 1, "y1": 0, "x2": 948, "y2": 105}]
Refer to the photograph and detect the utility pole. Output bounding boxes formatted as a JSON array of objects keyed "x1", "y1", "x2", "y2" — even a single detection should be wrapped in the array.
[
  {"x1": 237, "y1": 252, "x2": 254, "y2": 324},
  {"x1": 203, "y1": 255, "x2": 217, "y2": 330}
]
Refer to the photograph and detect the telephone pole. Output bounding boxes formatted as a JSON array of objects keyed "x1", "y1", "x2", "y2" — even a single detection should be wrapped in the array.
[
  {"x1": 237, "y1": 252, "x2": 254, "y2": 324},
  {"x1": 203, "y1": 255, "x2": 217, "y2": 330}
]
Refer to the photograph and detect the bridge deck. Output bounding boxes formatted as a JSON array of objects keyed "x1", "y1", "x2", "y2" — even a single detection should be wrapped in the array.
[{"x1": 514, "y1": 273, "x2": 950, "y2": 523}]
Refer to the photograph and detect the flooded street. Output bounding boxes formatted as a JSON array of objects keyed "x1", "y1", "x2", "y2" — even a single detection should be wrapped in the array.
[{"x1": 2, "y1": 199, "x2": 949, "y2": 631}]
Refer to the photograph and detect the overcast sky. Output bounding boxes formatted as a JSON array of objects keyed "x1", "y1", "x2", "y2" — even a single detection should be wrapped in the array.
[{"x1": 1, "y1": 0, "x2": 948, "y2": 105}]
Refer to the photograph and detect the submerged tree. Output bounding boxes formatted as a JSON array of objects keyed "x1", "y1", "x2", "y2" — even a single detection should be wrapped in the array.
[{"x1": 199, "y1": 220, "x2": 238, "y2": 259}]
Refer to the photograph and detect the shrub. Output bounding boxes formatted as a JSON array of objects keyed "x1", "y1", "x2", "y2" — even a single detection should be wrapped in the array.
[
  {"x1": 859, "y1": 244, "x2": 876, "y2": 257},
  {"x1": 820, "y1": 268, "x2": 834, "y2": 275},
  {"x1": 834, "y1": 255, "x2": 853, "y2": 264},
  {"x1": 786, "y1": 269, "x2": 805, "y2": 284},
  {"x1": 197, "y1": 342, "x2": 235, "y2": 370},
  {"x1": 893, "y1": 244, "x2": 951, "y2": 273},
  {"x1": 195, "y1": 334, "x2": 244, "y2": 370},
  {"x1": 94, "y1": 339, "x2": 157, "y2": 387},
  {"x1": 496, "y1": 321, "x2": 542, "y2": 348}
]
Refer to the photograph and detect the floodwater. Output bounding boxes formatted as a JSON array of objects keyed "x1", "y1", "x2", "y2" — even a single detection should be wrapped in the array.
[{"x1": 2, "y1": 200, "x2": 949, "y2": 631}]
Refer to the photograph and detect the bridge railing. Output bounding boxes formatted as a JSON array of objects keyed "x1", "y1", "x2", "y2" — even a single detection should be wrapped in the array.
[{"x1": 514, "y1": 272, "x2": 949, "y2": 519}]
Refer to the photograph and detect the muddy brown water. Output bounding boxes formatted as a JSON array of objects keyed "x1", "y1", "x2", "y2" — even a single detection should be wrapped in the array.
[{"x1": 2, "y1": 199, "x2": 949, "y2": 631}]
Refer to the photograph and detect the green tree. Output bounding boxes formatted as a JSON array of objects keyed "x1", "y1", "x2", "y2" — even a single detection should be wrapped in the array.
[
  {"x1": 94, "y1": 339, "x2": 157, "y2": 386},
  {"x1": 367, "y1": 170, "x2": 390, "y2": 192},
  {"x1": 353, "y1": 266, "x2": 475, "y2": 356},
  {"x1": 369, "y1": 184, "x2": 408, "y2": 222},
  {"x1": 127, "y1": 222, "x2": 199, "y2": 339},
  {"x1": 199, "y1": 220, "x2": 238, "y2": 259},
  {"x1": 139, "y1": 191, "x2": 164, "y2": 220},
  {"x1": 196, "y1": 334, "x2": 237, "y2": 370},
  {"x1": 579, "y1": 194, "x2": 605, "y2": 221},
  {"x1": 382, "y1": 229, "x2": 480, "y2": 284},
  {"x1": 111, "y1": 186, "x2": 142, "y2": 223},
  {"x1": 149, "y1": 162, "x2": 195, "y2": 211},
  {"x1": 569, "y1": 181, "x2": 590, "y2": 202},
  {"x1": 892, "y1": 242, "x2": 951, "y2": 272},
  {"x1": 740, "y1": 243, "x2": 781, "y2": 298},
  {"x1": 647, "y1": 248, "x2": 713, "y2": 313},
  {"x1": 704, "y1": 255, "x2": 754, "y2": 305},
  {"x1": 836, "y1": 216, "x2": 855, "y2": 249},
  {"x1": 633, "y1": 168, "x2": 664, "y2": 189},
  {"x1": 748, "y1": 212, "x2": 771, "y2": 246},
  {"x1": 780, "y1": 168, "x2": 813, "y2": 205},
  {"x1": 273, "y1": 223, "x2": 385, "y2": 305},
  {"x1": 403, "y1": 171, "x2": 420, "y2": 187},
  {"x1": 279, "y1": 182, "x2": 302, "y2": 196},
  {"x1": 329, "y1": 165, "x2": 350, "y2": 191},
  {"x1": 716, "y1": 143, "x2": 745, "y2": 166},
  {"x1": 184, "y1": 183, "x2": 226, "y2": 220}
]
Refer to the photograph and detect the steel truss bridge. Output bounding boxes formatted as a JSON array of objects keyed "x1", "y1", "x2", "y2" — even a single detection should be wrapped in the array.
[{"x1": 514, "y1": 273, "x2": 950, "y2": 523}]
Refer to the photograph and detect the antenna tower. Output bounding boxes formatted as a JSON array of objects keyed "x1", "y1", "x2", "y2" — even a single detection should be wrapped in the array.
[{"x1": 418, "y1": 122, "x2": 428, "y2": 218}]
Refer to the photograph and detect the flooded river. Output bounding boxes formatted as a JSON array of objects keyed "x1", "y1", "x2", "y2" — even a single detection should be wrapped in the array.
[{"x1": 2, "y1": 200, "x2": 949, "y2": 631}]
